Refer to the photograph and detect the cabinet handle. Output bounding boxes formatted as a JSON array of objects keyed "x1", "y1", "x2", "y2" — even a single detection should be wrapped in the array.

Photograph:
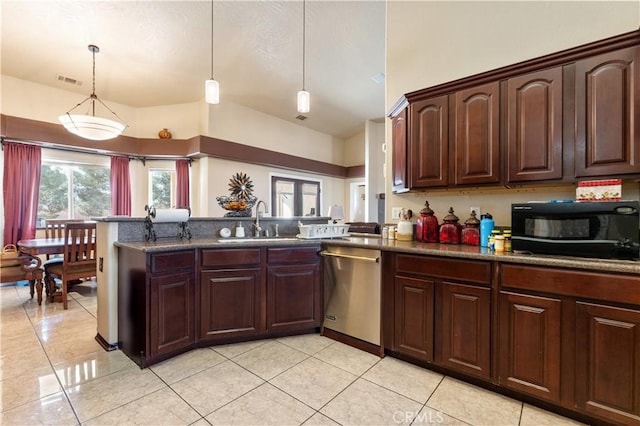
[{"x1": 319, "y1": 250, "x2": 379, "y2": 263}]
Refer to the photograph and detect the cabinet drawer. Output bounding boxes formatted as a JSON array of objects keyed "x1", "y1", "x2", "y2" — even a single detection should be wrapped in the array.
[
  {"x1": 267, "y1": 247, "x2": 319, "y2": 264},
  {"x1": 150, "y1": 250, "x2": 195, "y2": 273},
  {"x1": 396, "y1": 254, "x2": 490, "y2": 285},
  {"x1": 500, "y1": 264, "x2": 640, "y2": 305},
  {"x1": 201, "y1": 248, "x2": 261, "y2": 268}
]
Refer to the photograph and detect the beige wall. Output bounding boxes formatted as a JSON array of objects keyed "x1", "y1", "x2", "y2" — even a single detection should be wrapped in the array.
[
  {"x1": 0, "y1": 75, "x2": 350, "y2": 228},
  {"x1": 385, "y1": 0, "x2": 640, "y2": 226}
]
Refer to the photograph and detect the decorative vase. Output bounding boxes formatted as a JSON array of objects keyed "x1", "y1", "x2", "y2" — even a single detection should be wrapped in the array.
[
  {"x1": 461, "y1": 210, "x2": 480, "y2": 246},
  {"x1": 158, "y1": 128, "x2": 172, "y2": 139},
  {"x1": 439, "y1": 207, "x2": 462, "y2": 244},
  {"x1": 416, "y1": 200, "x2": 439, "y2": 243}
]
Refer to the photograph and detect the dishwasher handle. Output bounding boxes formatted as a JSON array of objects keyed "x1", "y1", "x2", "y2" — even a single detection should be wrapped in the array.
[{"x1": 319, "y1": 250, "x2": 379, "y2": 263}]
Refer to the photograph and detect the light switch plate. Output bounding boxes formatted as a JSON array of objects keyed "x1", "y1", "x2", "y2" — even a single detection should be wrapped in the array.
[{"x1": 391, "y1": 207, "x2": 403, "y2": 220}]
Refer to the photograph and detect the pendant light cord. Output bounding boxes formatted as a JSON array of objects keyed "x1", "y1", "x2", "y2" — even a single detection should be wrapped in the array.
[
  {"x1": 210, "y1": 0, "x2": 214, "y2": 80},
  {"x1": 91, "y1": 45, "x2": 97, "y2": 116},
  {"x1": 302, "y1": 0, "x2": 306, "y2": 91}
]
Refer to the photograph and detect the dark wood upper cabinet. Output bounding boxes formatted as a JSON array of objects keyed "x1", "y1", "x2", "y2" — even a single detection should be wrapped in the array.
[
  {"x1": 453, "y1": 82, "x2": 501, "y2": 185},
  {"x1": 393, "y1": 29, "x2": 640, "y2": 190},
  {"x1": 575, "y1": 47, "x2": 640, "y2": 177},
  {"x1": 391, "y1": 108, "x2": 409, "y2": 193},
  {"x1": 409, "y1": 95, "x2": 449, "y2": 188},
  {"x1": 507, "y1": 67, "x2": 564, "y2": 182}
]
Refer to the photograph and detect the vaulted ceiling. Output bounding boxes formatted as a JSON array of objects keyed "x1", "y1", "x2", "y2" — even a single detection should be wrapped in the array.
[{"x1": 1, "y1": 1, "x2": 386, "y2": 139}]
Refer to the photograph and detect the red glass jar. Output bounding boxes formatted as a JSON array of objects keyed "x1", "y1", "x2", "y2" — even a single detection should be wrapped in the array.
[
  {"x1": 461, "y1": 210, "x2": 480, "y2": 246},
  {"x1": 439, "y1": 207, "x2": 462, "y2": 244},
  {"x1": 416, "y1": 200, "x2": 439, "y2": 243}
]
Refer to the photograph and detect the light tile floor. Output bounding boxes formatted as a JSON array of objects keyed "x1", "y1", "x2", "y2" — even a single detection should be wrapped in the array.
[{"x1": 1, "y1": 281, "x2": 586, "y2": 426}]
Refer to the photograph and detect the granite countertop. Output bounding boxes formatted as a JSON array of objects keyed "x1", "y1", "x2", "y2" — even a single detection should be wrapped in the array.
[
  {"x1": 114, "y1": 235, "x2": 639, "y2": 275},
  {"x1": 323, "y1": 236, "x2": 640, "y2": 275},
  {"x1": 114, "y1": 237, "x2": 322, "y2": 252}
]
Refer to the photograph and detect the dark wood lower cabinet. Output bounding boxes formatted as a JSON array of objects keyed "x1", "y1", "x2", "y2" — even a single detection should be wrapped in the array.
[
  {"x1": 118, "y1": 248, "x2": 196, "y2": 368},
  {"x1": 267, "y1": 263, "x2": 321, "y2": 332},
  {"x1": 438, "y1": 282, "x2": 491, "y2": 379},
  {"x1": 200, "y1": 269, "x2": 263, "y2": 341},
  {"x1": 575, "y1": 302, "x2": 640, "y2": 425},
  {"x1": 149, "y1": 271, "x2": 196, "y2": 358},
  {"x1": 118, "y1": 244, "x2": 321, "y2": 368},
  {"x1": 498, "y1": 291, "x2": 561, "y2": 402},
  {"x1": 393, "y1": 276, "x2": 435, "y2": 362}
]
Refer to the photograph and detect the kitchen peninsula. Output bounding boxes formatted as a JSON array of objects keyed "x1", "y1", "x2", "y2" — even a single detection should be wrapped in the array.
[{"x1": 102, "y1": 213, "x2": 640, "y2": 426}]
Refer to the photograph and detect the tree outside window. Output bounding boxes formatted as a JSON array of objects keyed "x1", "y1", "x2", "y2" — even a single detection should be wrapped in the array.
[
  {"x1": 149, "y1": 169, "x2": 175, "y2": 209},
  {"x1": 37, "y1": 162, "x2": 111, "y2": 226}
]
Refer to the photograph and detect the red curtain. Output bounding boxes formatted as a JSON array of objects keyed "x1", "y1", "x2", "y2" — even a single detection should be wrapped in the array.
[
  {"x1": 110, "y1": 156, "x2": 131, "y2": 216},
  {"x1": 176, "y1": 159, "x2": 190, "y2": 209},
  {"x1": 3, "y1": 142, "x2": 42, "y2": 245}
]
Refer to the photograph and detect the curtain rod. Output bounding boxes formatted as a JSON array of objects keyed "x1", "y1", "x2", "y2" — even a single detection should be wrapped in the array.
[{"x1": 0, "y1": 137, "x2": 194, "y2": 166}]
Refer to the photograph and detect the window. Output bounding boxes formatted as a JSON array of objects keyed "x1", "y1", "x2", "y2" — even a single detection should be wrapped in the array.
[
  {"x1": 149, "y1": 169, "x2": 176, "y2": 208},
  {"x1": 271, "y1": 175, "x2": 320, "y2": 217},
  {"x1": 37, "y1": 162, "x2": 111, "y2": 226}
]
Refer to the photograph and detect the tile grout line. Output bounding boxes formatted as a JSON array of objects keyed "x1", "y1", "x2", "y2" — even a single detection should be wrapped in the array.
[{"x1": 22, "y1": 295, "x2": 84, "y2": 425}]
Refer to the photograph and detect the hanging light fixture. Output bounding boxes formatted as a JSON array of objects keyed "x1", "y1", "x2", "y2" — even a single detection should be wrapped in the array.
[
  {"x1": 58, "y1": 45, "x2": 128, "y2": 141},
  {"x1": 205, "y1": 0, "x2": 220, "y2": 104},
  {"x1": 297, "y1": 0, "x2": 310, "y2": 113}
]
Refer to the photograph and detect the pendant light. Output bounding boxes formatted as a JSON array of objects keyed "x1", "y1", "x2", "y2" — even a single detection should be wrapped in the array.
[
  {"x1": 58, "y1": 45, "x2": 128, "y2": 141},
  {"x1": 205, "y1": 0, "x2": 220, "y2": 104},
  {"x1": 297, "y1": 0, "x2": 310, "y2": 113}
]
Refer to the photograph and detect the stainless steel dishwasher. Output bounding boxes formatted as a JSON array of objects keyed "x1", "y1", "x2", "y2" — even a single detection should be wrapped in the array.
[{"x1": 320, "y1": 246, "x2": 381, "y2": 346}]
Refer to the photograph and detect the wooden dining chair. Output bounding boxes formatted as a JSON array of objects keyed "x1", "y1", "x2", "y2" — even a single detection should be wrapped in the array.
[
  {"x1": 44, "y1": 222, "x2": 97, "y2": 309},
  {"x1": 44, "y1": 219, "x2": 84, "y2": 260}
]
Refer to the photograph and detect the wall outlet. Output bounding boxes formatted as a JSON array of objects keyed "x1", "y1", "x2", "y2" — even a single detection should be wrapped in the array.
[
  {"x1": 470, "y1": 206, "x2": 481, "y2": 216},
  {"x1": 391, "y1": 207, "x2": 403, "y2": 220}
]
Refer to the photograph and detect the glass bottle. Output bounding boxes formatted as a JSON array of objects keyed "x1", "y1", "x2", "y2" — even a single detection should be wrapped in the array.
[
  {"x1": 439, "y1": 207, "x2": 462, "y2": 244},
  {"x1": 416, "y1": 200, "x2": 439, "y2": 243},
  {"x1": 503, "y1": 230, "x2": 512, "y2": 252},
  {"x1": 461, "y1": 210, "x2": 480, "y2": 246}
]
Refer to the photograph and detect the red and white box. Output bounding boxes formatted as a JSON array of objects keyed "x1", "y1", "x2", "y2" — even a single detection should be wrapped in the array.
[{"x1": 576, "y1": 179, "x2": 622, "y2": 202}]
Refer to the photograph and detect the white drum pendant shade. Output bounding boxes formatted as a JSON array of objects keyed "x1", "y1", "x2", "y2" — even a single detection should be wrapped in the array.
[
  {"x1": 59, "y1": 113, "x2": 126, "y2": 141},
  {"x1": 205, "y1": 79, "x2": 220, "y2": 104}
]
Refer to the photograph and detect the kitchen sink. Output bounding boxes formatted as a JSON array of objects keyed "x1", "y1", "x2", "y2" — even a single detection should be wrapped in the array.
[{"x1": 217, "y1": 237, "x2": 300, "y2": 243}]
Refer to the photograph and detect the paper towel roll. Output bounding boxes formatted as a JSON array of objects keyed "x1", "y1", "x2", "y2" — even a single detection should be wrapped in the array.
[{"x1": 151, "y1": 208, "x2": 190, "y2": 223}]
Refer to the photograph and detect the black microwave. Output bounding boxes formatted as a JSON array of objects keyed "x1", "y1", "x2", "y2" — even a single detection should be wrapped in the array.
[{"x1": 511, "y1": 201, "x2": 640, "y2": 260}]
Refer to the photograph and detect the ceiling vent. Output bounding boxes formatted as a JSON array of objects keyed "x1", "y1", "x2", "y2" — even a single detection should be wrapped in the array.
[
  {"x1": 56, "y1": 74, "x2": 83, "y2": 86},
  {"x1": 296, "y1": 115, "x2": 307, "y2": 121}
]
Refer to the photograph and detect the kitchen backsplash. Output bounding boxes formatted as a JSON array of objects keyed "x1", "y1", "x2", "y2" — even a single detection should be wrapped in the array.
[{"x1": 390, "y1": 181, "x2": 640, "y2": 227}]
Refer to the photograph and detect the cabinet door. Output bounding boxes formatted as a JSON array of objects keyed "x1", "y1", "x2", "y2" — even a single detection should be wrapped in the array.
[
  {"x1": 498, "y1": 292, "x2": 561, "y2": 402},
  {"x1": 391, "y1": 108, "x2": 409, "y2": 193},
  {"x1": 267, "y1": 263, "x2": 321, "y2": 333},
  {"x1": 149, "y1": 271, "x2": 195, "y2": 358},
  {"x1": 200, "y1": 269, "x2": 263, "y2": 341},
  {"x1": 507, "y1": 67, "x2": 563, "y2": 182},
  {"x1": 438, "y1": 282, "x2": 491, "y2": 379},
  {"x1": 453, "y1": 82, "x2": 500, "y2": 185},
  {"x1": 576, "y1": 302, "x2": 640, "y2": 425},
  {"x1": 409, "y1": 95, "x2": 449, "y2": 188},
  {"x1": 576, "y1": 47, "x2": 640, "y2": 177},
  {"x1": 394, "y1": 275, "x2": 434, "y2": 362}
]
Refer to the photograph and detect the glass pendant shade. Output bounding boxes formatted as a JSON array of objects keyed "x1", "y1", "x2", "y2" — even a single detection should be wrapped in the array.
[
  {"x1": 297, "y1": 90, "x2": 310, "y2": 113},
  {"x1": 205, "y1": 79, "x2": 219, "y2": 104},
  {"x1": 59, "y1": 45, "x2": 127, "y2": 141},
  {"x1": 58, "y1": 113, "x2": 126, "y2": 141}
]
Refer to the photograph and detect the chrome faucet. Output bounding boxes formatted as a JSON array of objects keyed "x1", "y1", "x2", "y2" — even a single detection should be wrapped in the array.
[{"x1": 254, "y1": 200, "x2": 268, "y2": 237}]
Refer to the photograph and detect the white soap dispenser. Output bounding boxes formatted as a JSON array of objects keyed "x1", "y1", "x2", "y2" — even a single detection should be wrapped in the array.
[{"x1": 235, "y1": 222, "x2": 245, "y2": 238}]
